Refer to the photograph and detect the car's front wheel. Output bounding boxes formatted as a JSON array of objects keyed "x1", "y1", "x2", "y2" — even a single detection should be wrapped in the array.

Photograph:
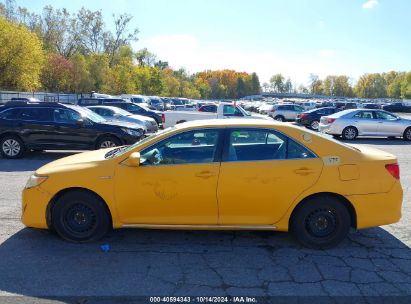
[
  {"x1": 51, "y1": 190, "x2": 111, "y2": 242},
  {"x1": 96, "y1": 136, "x2": 121, "y2": 149},
  {"x1": 0, "y1": 135, "x2": 25, "y2": 159},
  {"x1": 342, "y1": 126, "x2": 358, "y2": 140},
  {"x1": 290, "y1": 196, "x2": 351, "y2": 249},
  {"x1": 274, "y1": 116, "x2": 285, "y2": 122}
]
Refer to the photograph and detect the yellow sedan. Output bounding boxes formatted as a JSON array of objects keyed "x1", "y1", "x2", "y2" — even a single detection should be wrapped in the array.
[{"x1": 22, "y1": 119, "x2": 403, "y2": 248}]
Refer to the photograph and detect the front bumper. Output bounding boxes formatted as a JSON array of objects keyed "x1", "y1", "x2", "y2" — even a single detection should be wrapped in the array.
[{"x1": 22, "y1": 186, "x2": 52, "y2": 229}]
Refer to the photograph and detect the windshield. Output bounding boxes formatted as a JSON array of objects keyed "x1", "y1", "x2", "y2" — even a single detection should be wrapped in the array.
[
  {"x1": 112, "y1": 107, "x2": 132, "y2": 116},
  {"x1": 237, "y1": 105, "x2": 251, "y2": 116},
  {"x1": 105, "y1": 126, "x2": 177, "y2": 159},
  {"x1": 66, "y1": 105, "x2": 106, "y2": 123}
]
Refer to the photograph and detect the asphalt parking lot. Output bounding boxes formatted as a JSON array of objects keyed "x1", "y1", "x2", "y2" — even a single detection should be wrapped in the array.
[{"x1": 0, "y1": 138, "x2": 410, "y2": 299}]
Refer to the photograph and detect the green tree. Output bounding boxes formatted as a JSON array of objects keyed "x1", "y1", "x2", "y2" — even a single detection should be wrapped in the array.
[
  {"x1": 250, "y1": 72, "x2": 261, "y2": 94},
  {"x1": 269, "y1": 73, "x2": 285, "y2": 92},
  {"x1": 309, "y1": 74, "x2": 323, "y2": 95},
  {"x1": 354, "y1": 73, "x2": 386, "y2": 98},
  {"x1": 0, "y1": 16, "x2": 44, "y2": 90},
  {"x1": 401, "y1": 72, "x2": 411, "y2": 99}
]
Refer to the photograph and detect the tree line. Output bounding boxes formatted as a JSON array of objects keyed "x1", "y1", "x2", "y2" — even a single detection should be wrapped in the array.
[
  {"x1": 0, "y1": 0, "x2": 261, "y2": 99},
  {"x1": 264, "y1": 71, "x2": 411, "y2": 99}
]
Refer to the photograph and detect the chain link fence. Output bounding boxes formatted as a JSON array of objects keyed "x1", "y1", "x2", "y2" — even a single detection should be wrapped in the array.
[{"x1": 0, "y1": 91, "x2": 92, "y2": 105}]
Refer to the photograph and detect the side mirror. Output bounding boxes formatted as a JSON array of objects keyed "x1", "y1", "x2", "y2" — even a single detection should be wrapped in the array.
[
  {"x1": 122, "y1": 152, "x2": 141, "y2": 167},
  {"x1": 76, "y1": 118, "x2": 85, "y2": 126}
]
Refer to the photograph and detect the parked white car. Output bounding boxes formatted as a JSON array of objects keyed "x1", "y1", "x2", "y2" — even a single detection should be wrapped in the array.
[
  {"x1": 87, "y1": 106, "x2": 159, "y2": 134},
  {"x1": 161, "y1": 103, "x2": 271, "y2": 128},
  {"x1": 319, "y1": 109, "x2": 411, "y2": 140}
]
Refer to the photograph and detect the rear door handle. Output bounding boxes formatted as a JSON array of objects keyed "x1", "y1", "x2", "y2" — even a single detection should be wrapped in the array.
[
  {"x1": 294, "y1": 168, "x2": 315, "y2": 175},
  {"x1": 195, "y1": 171, "x2": 216, "y2": 178}
]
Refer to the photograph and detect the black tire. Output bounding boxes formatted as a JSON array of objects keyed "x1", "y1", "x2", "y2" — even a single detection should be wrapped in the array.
[
  {"x1": 342, "y1": 126, "x2": 358, "y2": 140},
  {"x1": 96, "y1": 136, "x2": 121, "y2": 149},
  {"x1": 0, "y1": 135, "x2": 25, "y2": 159},
  {"x1": 274, "y1": 115, "x2": 285, "y2": 122},
  {"x1": 290, "y1": 195, "x2": 351, "y2": 249},
  {"x1": 403, "y1": 127, "x2": 411, "y2": 141},
  {"x1": 51, "y1": 190, "x2": 111, "y2": 243},
  {"x1": 310, "y1": 120, "x2": 320, "y2": 130}
]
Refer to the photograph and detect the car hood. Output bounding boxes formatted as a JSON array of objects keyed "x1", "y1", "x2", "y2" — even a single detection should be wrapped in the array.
[
  {"x1": 100, "y1": 120, "x2": 142, "y2": 130},
  {"x1": 250, "y1": 113, "x2": 272, "y2": 120},
  {"x1": 128, "y1": 114, "x2": 154, "y2": 122},
  {"x1": 36, "y1": 148, "x2": 114, "y2": 175}
]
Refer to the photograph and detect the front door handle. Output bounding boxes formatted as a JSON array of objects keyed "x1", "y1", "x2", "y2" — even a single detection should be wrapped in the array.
[
  {"x1": 195, "y1": 171, "x2": 216, "y2": 178},
  {"x1": 294, "y1": 168, "x2": 315, "y2": 175}
]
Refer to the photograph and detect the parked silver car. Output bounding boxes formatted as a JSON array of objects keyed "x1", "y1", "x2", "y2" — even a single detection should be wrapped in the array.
[
  {"x1": 269, "y1": 104, "x2": 304, "y2": 121},
  {"x1": 87, "y1": 106, "x2": 158, "y2": 134},
  {"x1": 319, "y1": 109, "x2": 411, "y2": 140}
]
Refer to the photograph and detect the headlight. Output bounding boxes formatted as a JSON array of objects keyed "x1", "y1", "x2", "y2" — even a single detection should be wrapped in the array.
[
  {"x1": 25, "y1": 174, "x2": 48, "y2": 189},
  {"x1": 121, "y1": 128, "x2": 142, "y2": 137}
]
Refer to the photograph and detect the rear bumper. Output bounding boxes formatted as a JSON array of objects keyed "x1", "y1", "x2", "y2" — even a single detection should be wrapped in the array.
[{"x1": 349, "y1": 181, "x2": 403, "y2": 229}]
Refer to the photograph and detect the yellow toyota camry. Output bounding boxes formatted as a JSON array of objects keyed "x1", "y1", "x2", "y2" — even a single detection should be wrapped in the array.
[{"x1": 22, "y1": 119, "x2": 403, "y2": 249}]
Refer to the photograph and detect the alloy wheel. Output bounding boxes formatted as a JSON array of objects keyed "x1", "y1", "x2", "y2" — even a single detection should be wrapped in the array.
[
  {"x1": 100, "y1": 141, "x2": 117, "y2": 148},
  {"x1": 310, "y1": 121, "x2": 319, "y2": 130},
  {"x1": 406, "y1": 129, "x2": 411, "y2": 140},
  {"x1": 344, "y1": 128, "x2": 356, "y2": 140},
  {"x1": 2, "y1": 139, "x2": 21, "y2": 157}
]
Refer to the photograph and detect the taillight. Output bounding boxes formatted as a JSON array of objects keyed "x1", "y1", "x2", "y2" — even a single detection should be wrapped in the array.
[
  {"x1": 327, "y1": 118, "x2": 336, "y2": 124},
  {"x1": 161, "y1": 114, "x2": 165, "y2": 124},
  {"x1": 300, "y1": 113, "x2": 308, "y2": 119},
  {"x1": 271, "y1": 109, "x2": 276, "y2": 112},
  {"x1": 385, "y1": 163, "x2": 400, "y2": 180}
]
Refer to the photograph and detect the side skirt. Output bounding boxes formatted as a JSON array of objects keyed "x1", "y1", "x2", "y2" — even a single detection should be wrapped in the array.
[{"x1": 120, "y1": 224, "x2": 277, "y2": 231}]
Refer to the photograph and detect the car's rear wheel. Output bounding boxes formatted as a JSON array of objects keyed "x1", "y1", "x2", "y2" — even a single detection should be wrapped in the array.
[
  {"x1": 342, "y1": 126, "x2": 358, "y2": 140},
  {"x1": 51, "y1": 190, "x2": 111, "y2": 243},
  {"x1": 96, "y1": 136, "x2": 121, "y2": 149},
  {"x1": 274, "y1": 116, "x2": 285, "y2": 122},
  {"x1": 290, "y1": 196, "x2": 351, "y2": 249},
  {"x1": 403, "y1": 127, "x2": 411, "y2": 141},
  {"x1": 0, "y1": 135, "x2": 25, "y2": 159},
  {"x1": 310, "y1": 120, "x2": 320, "y2": 130}
]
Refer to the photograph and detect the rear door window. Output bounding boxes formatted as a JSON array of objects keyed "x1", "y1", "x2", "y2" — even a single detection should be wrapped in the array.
[
  {"x1": 225, "y1": 129, "x2": 316, "y2": 162},
  {"x1": 353, "y1": 111, "x2": 374, "y2": 119},
  {"x1": 20, "y1": 108, "x2": 53, "y2": 122}
]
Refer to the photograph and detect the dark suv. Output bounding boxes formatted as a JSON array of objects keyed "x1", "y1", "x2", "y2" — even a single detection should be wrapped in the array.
[
  {"x1": 77, "y1": 98, "x2": 162, "y2": 125},
  {"x1": 0, "y1": 101, "x2": 144, "y2": 159}
]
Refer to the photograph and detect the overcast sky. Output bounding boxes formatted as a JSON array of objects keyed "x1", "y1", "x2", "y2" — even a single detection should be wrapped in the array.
[{"x1": 17, "y1": 0, "x2": 411, "y2": 85}]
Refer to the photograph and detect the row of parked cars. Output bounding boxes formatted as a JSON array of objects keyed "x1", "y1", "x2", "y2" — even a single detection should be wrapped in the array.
[{"x1": 1, "y1": 94, "x2": 411, "y2": 159}]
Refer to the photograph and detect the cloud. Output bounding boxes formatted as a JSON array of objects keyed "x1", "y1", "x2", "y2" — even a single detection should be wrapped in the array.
[
  {"x1": 141, "y1": 34, "x2": 360, "y2": 85},
  {"x1": 362, "y1": 0, "x2": 379, "y2": 9},
  {"x1": 319, "y1": 49, "x2": 336, "y2": 57}
]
